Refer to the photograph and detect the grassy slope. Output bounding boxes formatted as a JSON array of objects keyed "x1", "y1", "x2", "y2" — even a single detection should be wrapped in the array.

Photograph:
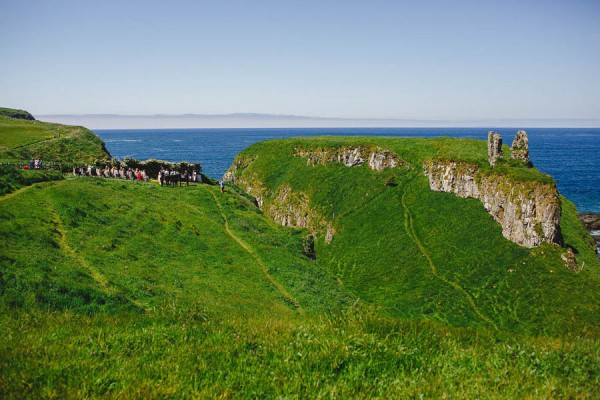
[
  {"x1": 0, "y1": 114, "x2": 111, "y2": 163},
  {"x1": 1, "y1": 179, "x2": 598, "y2": 398},
  {"x1": 231, "y1": 137, "x2": 600, "y2": 335},
  {"x1": 0, "y1": 178, "x2": 346, "y2": 317}
]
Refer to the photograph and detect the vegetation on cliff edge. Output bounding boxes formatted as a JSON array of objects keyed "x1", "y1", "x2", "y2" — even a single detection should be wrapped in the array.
[{"x1": 0, "y1": 109, "x2": 111, "y2": 163}]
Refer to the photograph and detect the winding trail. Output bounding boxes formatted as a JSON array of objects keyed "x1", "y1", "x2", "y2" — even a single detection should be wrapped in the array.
[
  {"x1": 401, "y1": 190, "x2": 498, "y2": 330},
  {"x1": 45, "y1": 194, "x2": 147, "y2": 311},
  {"x1": 0, "y1": 184, "x2": 36, "y2": 203},
  {"x1": 209, "y1": 188, "x2": 304, "y2": 314}
]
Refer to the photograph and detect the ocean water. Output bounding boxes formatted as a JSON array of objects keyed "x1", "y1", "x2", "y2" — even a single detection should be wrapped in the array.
[{"x1": 95, "y1": 128, "x2": 600, "y2": 213}]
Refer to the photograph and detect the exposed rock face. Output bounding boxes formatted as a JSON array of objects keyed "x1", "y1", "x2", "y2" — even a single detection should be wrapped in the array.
[
  {"x1": 223, "y1": 155, "x2": 255, "y2": 184},
  {"x1": 423, "y1": 160, "x2": 563, "y2": 248},
  {"x1": 511, "y1": 130, "x2": 530, "y2": 165},
  {"x1": 295, "y1": 145, "x2": 402, "y2": 171},
  {"x1": 579, "y1": 213, "x2": 600, "y2": 231},
  {"x1": 270, "y1": 185, "x2": 313, "y2": 229},
  {"x1": 223, "y1": 157, "x2": 335, "y2": 241},
  {"x1": 487, "y1": 131, "x2": 503, "y2": 167},
  {"x1": 580, "y1": 213, "x2": 600, "y2": 257}
]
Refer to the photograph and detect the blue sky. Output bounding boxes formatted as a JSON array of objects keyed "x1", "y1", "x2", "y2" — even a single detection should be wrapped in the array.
[{"x1": 1, "y1": 0, "x2": 599, "y2": 124}]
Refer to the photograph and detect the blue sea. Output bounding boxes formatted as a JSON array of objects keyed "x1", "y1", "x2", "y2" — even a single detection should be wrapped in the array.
[{"x1": 94, "y1": 128, "x2": 600, "y2": 214}]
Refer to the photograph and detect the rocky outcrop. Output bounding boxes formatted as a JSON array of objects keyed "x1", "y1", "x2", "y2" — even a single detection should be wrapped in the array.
[
  {"x1": 295, "y1": 145, "x2": 403, "y2": 171},
  {"x1": 561, "y1": 248, "x2": 580, "y2": 271},
  {"x1": 511, "y1": 130, "x2": 531, "y2": 165},
  {"x1": 0, "y1": 107, "x2": 35, "y2": 120},
  {"x1": 423, "y1": 160, "x2": 563, "y2": 248},
  {"x1": 270, "y1": 185, "x2": 314, "y2": 229},
  {"x1": 580, "y1": 213, "x2": 600, "y2": 256},
  {"x1": 487, "y1": 131, "x2": 503, "y2": 167},
  {"x1": 579, "y1": 213, "x2": 600, "y2": 231},
  {"x1": 223, "y1": 155, "x2": 255, "y2": 184},
  {"x1": 223, "y1": 160, "x2": 336, "y2": 242}
]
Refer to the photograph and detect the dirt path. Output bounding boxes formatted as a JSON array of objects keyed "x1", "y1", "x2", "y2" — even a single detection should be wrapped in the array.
[
  {"x1": 0, "y1": 184, "x2": 36, "y2": 203},
  {"x1": 209, "y1": 189, "x2": 304, "y2": 314},
  {"x1": 401, "y1": 190, "x2": 498, "y2": 330}
]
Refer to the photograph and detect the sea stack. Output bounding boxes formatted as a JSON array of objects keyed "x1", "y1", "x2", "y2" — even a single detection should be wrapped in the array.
[{"x1": 487, "y1": 131, "x2": 503, "y2": 167}]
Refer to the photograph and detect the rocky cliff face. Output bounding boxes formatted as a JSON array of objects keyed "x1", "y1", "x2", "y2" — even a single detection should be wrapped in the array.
[
  {"x1": 295, "y1": 145, "x2": 404, "y2": 171},
  {"x1": 224, "y1": 159, "x2": 334, "y2": 242},
  {"x1": 423, "y1": 160, "x2": 563, "y2": 248},
  {"x1": 224, "y1": 145, "x2": 405, "y2": 243}
]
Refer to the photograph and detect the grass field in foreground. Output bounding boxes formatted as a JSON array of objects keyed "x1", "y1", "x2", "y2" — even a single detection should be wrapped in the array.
[{"x1": 2, "y1": 304, "x2": 598, "y2": 399}]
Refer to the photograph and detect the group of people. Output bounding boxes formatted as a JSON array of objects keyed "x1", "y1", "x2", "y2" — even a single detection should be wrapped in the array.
[
  {"x1": 72, "y1": 165, "x2": 150, "y2": 182},
  {"x1": 70, "y1": 164, "x2": 207, "y2": 188},
  {"x1": 157, "y1": 168, "x2": 201, "y2": 187},
  {"x1": 28, "y1": 158, "x2": 43, "y2": 169}
]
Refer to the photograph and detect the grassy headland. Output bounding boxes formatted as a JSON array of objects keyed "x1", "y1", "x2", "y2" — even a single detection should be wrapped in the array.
[
  {"x1": 0, "y1": 108, "x2": 111, "y2": 163},
  {"x1": 227, "y1": 137, "x2": 599, "y2": 334}
]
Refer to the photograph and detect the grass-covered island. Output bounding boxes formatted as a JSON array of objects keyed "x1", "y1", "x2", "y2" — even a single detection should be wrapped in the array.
[{"x1": 1, "y1": 108, "x2": 599, "y2": 398}]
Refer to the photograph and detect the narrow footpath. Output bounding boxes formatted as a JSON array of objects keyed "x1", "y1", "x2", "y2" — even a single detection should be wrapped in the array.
[
  {"x1": 44, "y1": 191, "x2": 148, "y2": 312},
  {"x1": 402, "y1": 190, "x2": 498, "y2": 330},
  {"x1": 209, "y1": 188, "x2": 304, "y2": 314}
]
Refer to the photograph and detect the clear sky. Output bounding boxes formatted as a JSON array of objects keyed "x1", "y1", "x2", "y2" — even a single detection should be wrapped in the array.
[{"x1": 1, "y1": 0, "x2": 599, "y2": 124}]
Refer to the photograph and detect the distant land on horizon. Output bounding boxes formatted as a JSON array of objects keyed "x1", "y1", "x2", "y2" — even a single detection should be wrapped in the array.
[{"x1": 35, "y1": 113, "x2": 600, "y2": 130}]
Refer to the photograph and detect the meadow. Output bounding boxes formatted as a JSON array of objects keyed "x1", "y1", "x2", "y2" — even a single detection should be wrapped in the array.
[{"x1": 0, "y1": 178, "x2": 598, "y2": 398}]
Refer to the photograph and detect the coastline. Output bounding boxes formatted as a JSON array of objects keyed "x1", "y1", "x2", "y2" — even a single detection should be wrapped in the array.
[{"x1": 579, "y1": 212, "x2": 600, "y2": 257}]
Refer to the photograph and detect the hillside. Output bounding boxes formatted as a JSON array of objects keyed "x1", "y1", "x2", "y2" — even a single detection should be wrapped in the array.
[
  {"x1": 1, "y1": 134, "x2": 599, "y2": 398},
  {"x1": 0, "y1": 107, "x2": 111, "y2": 163},
  {"x1": 225, "y1": 136, "x2": 599, "y2": 334},
  {"x1": 0, "y1": 107, "x2": 35, "y2": 120}
]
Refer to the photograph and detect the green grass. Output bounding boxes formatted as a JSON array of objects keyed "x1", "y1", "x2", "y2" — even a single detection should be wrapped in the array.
[
  {"x1": 1, "y1": 135, "x2": 599, "y2": 398},
  {"x1": 0, "y1": 165, "x2": 64, "y2": 195},
  {"x1": 0, "y1": 115, "x2": 54, "y2": 148},
  {"x1": 0, "y1": 115, "x2": 111, "y2": 163},
  {"x1": 0, "y1": 178, "x2": 347, "y2": 317},
  {"x1": 2, "y1": 304, "x2": 598, "y2": 399},
  {"x1": 229, "y1": 137, "x2": 600, "y2": 335},
  {"x1": 0, "y1": 107, "x2": 34, "y2": 120}
]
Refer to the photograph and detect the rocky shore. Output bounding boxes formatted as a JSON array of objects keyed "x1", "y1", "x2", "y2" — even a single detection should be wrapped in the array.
[{"x1": 579, "y1": 212, "x2": 600, "y2": 256}]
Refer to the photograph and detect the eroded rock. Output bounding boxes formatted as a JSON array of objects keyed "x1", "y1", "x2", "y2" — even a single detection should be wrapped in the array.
[
  {"x1": 295, "y1": 145, "x2": 402, "y2": 171},
  {"x1": 487, "y1": 131, "x2": 503, "y2": 167},
  {"x1": 423, "y1": 160, "x2": 563, "y2": 248},
  {"x1": 511, "y1": 130, "x2": 531, "y2": 166}
]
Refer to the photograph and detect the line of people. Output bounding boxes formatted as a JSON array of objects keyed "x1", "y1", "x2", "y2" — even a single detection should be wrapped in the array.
[{"x1": 73, "y1": 165, "x2": 150, "y2": 182}]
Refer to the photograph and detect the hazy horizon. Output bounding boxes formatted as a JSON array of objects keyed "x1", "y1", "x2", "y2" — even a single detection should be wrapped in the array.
[{"x1": 35, "y1": 113, "x2": 600, "y2": 130}]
